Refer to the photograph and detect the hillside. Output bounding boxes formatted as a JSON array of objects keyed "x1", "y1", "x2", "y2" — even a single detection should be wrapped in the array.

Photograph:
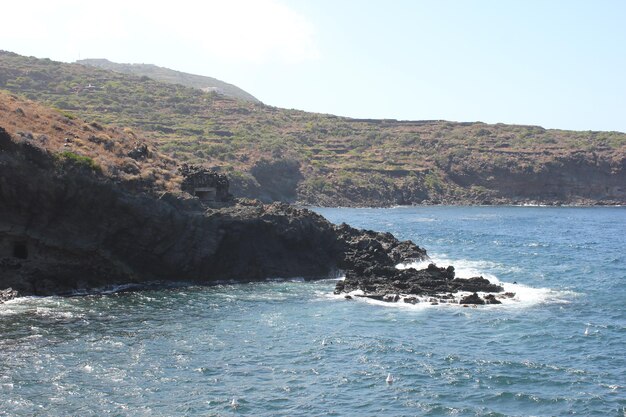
[
  {"x1": 1, "y1": 50, "x2": 625, "y2": 206},
  {"x1": 0, "y1": 89, "x2": 180, "y2": 194},
  {"x1": 77, "y1": 58, "x2": 260, "y2": 103}
]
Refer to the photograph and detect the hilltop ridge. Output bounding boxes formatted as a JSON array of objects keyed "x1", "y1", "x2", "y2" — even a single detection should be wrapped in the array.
[{"x1": 77, "y1": 58, "x2": 260, "y2": 103}]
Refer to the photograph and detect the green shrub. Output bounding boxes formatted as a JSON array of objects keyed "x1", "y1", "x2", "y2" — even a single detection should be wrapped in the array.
[
  {"x1": 423, "y1": 171, "x2": 444, "y2": 191},
  {"x1": 58, "y1": 151, "x2": 101, "y2": 172}
]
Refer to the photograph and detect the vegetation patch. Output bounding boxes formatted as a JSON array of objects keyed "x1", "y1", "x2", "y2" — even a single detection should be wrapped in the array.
[{"x1": 57, "y1": 151, "x2": 101, "y2": 172}]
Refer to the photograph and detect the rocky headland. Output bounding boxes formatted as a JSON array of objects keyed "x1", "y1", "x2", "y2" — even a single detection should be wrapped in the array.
[
  {"x1": 0, "y1": 124, "x2": 423, "y2": 299},
  {"x1": 0, "y1": 123, "x2": 506, "y2": 306},
  {"x1": 0, "y1": 92, "x2": 505, "y2": 305}
]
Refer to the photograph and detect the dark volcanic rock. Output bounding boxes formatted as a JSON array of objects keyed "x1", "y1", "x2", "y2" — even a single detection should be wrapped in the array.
[
  {"x1": 460, "y1": 292, "x2": 485, "y2": 305},
  {"x1": 483, "y1": 294, "x2": 502, "y2": 304},
  {"x1": 335, "y1": 262, "x2": 503, "y2": 305},
  {"x1": 0, "y1": 127, "x2": 425, "y2": 297},
  {"x1": 178, "y1": 163, "x2": 232, "y2": 203},
  {"x1": 0, "y1": 125, "x2": 501, "y2": 306},
  {"x1": 334, "y1": 223, "x2": 427, "y2": 273},
  {"x1": 451, "y1": 276, "x2": 503, "y2": 293},
  {"x1": 127, "y1": 142, "x2": 150, "y2": 160}
]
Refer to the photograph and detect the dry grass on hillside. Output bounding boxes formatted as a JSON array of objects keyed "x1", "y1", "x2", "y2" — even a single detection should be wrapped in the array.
[{"x1": 0, "y1": 91, "x2": 182, "y2": 193}]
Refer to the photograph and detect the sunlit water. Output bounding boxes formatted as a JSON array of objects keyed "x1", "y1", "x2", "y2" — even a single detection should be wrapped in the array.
[{"x1": 1, "y1": 206, "x2": 625, "y2": 416}]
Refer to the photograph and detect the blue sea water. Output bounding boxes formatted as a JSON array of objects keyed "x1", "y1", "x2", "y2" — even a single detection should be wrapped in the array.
[{"x1": 1, "y1": 206, "x2": 625, "y2": 416}]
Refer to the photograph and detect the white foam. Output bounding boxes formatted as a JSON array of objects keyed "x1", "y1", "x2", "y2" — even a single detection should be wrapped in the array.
[
  {"x1": 328, "y1": 291, "x2": 434, "y2": 310},
  {"x1": 411, "y1": 217, "x2": 437, "y2": 223},
  {"x1": 498, "y1": 282, "x2": 575, "y2": 307},
  {"x1": 0, "y1": 296, "x2": 47, "y2": 317},
  {"x1": 0, "y1": 296, "x2": 87, "y2": 320},
  {"x1": 399, "y1": 255, "x2": 514, "y2": 282},
  {"x1": 35, "y1": 307, "x2": 78, "y2": 320},
  {"x1": 352, "y1": 254, "x2": 577, "y2": 309}
]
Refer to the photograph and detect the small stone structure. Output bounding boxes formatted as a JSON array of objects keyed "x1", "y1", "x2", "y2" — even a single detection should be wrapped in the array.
[
  {"x1": 179, "y1": 164, "x2": 232, "y2": 204},
  {"x1": 127, "y1": 143, "x2": 149, "y2": 160}
]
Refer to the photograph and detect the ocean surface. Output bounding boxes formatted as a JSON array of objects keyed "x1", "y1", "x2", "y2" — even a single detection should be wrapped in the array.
[{"x1": 1, "y1": 206, "x2": 625, "y2": 416}]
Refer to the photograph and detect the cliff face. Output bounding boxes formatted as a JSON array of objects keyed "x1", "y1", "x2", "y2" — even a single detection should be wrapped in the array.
[
  {"x1": 443, "y1": 153, "x2": 626, "y2": 205},
  {"x1": 0, "y1": 128, "x2": 325, "y2": 294},
  {"x1": 0, "y1": 128, "x2": 425, "y2": 296}
]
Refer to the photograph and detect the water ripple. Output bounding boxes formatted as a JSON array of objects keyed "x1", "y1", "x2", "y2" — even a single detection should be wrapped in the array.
[{"x1": 2, "y1": 207, "x2": 625, "y2": 416}]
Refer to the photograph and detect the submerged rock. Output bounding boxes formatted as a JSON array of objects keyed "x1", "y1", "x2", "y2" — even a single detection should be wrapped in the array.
[
  {"x1": 460, "y1": 292, "x2": 485, "y2": 305},
  {"x1": 483, "y1": 294, "x2": 502, "y2": 304}
]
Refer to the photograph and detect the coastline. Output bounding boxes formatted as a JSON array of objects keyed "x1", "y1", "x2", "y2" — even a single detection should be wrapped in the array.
[
  {"x1": 299, "y1": 201, "x2": 625, "y2": 210},
  {"x1": 1, "y1": 127, "x2": 430, "y2": 299}
]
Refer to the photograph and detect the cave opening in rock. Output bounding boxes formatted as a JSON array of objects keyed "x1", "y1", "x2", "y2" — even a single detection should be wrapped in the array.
[
  {"x1": 13, "y1": 242, "x2": 28, "y2": 259},
  {"x1": 194, "y1": 187, "x2": 216, "y2": 202}
]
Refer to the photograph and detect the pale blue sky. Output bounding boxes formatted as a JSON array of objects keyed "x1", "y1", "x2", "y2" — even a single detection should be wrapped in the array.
[{"x1": 2, "y1": 0, "x2": 625, "y2": 132}]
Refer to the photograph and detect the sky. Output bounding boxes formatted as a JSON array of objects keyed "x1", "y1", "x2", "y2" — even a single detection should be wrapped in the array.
[{"x1": 2, "y1": 0, "x2": 625, "y2": 132}]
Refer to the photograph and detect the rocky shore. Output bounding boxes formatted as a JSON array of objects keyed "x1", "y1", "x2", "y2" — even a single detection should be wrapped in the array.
[
  {"x1": 0, "y1": 127, "x2": 426, "y2": 300},
  {"x1": 0, "y1": 125, "x2": 505, "y2": 306}
]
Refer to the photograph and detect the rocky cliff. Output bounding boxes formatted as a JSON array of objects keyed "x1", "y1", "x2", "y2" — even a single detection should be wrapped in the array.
[{"x1": 0, "y1": 127, "x2": 427, "y2": 298}]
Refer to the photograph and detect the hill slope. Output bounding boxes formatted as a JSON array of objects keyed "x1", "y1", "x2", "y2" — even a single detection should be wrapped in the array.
[
  {"x1": 77, "y1": 58, "x2": 260, "y2": 103},
  {"x1": 1, "y1": 50, "x2": 625, "y2": 206},
  {"x1": 0, "y1": 89, "x2": 179, "y2": 194}
]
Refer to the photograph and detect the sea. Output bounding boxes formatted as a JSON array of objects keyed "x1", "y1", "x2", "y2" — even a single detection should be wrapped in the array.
[{"x1": 1, "y1": 206, "x2": 625, "y2": 417}]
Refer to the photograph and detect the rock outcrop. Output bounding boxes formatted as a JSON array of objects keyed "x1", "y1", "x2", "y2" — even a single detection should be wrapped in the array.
[
  {"x1": 334, "y1": 223, "x2": 427, "y2": 273},
  {"x1": 334, "y1": 263, "x2": 505, "y2": 305},
  {"x1": 1, "y1": 124, "x2": 504, "y2": 305},
  {"x1": 0, "y1": 127, "x2": 425, "y2": 296}
]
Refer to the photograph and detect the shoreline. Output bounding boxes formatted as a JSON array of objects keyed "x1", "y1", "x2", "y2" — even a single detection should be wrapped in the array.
[{"x1": 301, "y1": 202, "x2": 625, "y2": 210}]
